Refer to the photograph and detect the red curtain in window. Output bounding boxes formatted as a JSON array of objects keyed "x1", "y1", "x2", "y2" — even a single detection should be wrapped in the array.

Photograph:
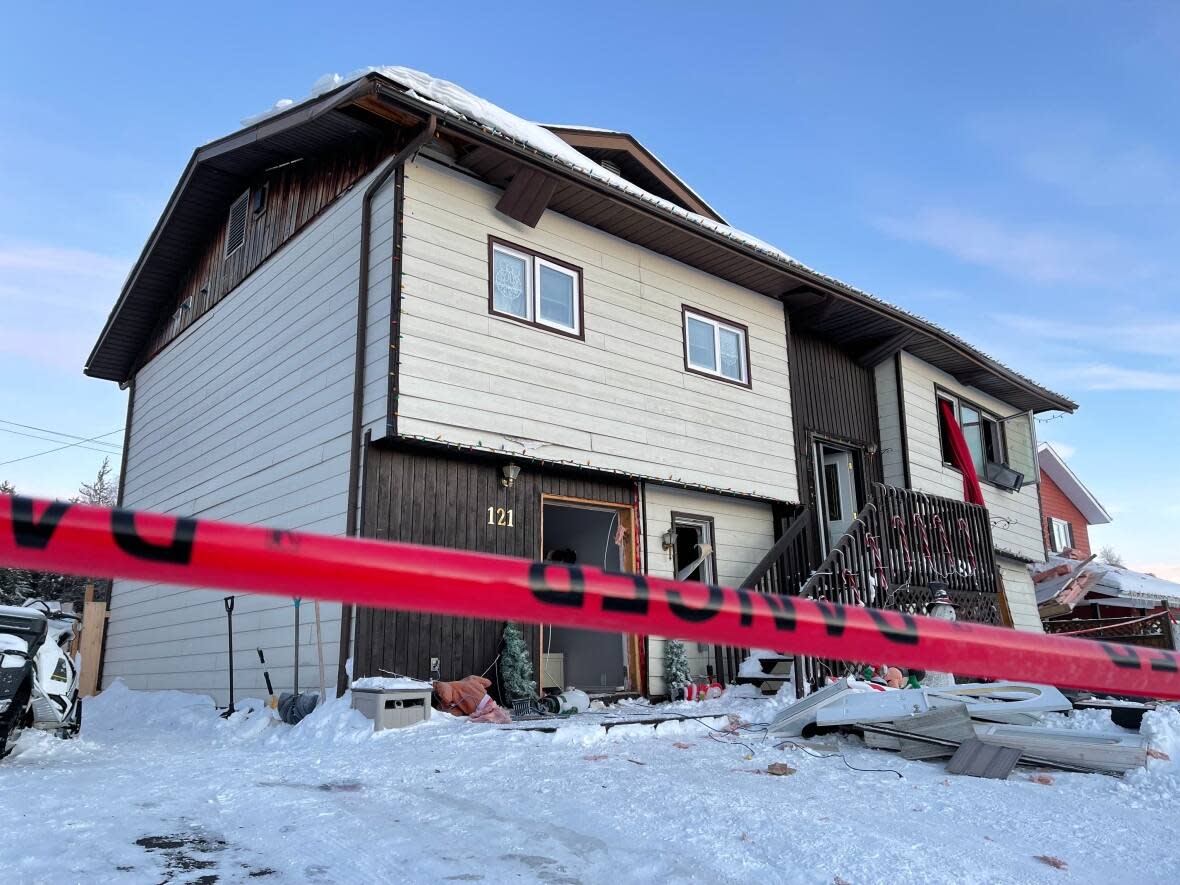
[{"x1": 938, "y1": 399, "x2": 986, "y2": 506}]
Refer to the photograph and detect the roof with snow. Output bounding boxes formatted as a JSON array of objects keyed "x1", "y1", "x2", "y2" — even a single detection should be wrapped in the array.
[
  {"x1": 541, "y1": 124, "x2": 728, "y2": 224},
  {"x1": 84, "y1": 66, "x2": 1077, "y2": 414},
  {"x1": 1038, "y1": 444, "x2": 1112, "y2": 526}
]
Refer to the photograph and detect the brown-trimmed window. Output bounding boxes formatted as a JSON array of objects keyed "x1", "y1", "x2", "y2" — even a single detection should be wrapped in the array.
[
  {"x1": 682, "y1": 306, "x2": 750, "y2": 386},
  {"x1": 936, "y1": 390, "x2": 1024, "y2": 490},
  {"x1": 488, "y1": 237, "x2": 583, "y2": 338}
]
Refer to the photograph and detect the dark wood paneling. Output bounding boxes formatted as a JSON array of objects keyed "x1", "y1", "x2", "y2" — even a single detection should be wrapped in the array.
[
  {"x1": 787, "y1": 327, "x2": 883, "y2": 512},
  {"x1": 142, "y1": 142, "x2": 386, "y2": 364},
  {"x1": 355, "y1": 444, "x2": 634, "y2": 690}
]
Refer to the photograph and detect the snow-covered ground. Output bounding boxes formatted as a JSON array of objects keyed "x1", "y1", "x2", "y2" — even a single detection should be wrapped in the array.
[{"x1": 3, "y1": 683, "x2": 1179, "y2": 884}]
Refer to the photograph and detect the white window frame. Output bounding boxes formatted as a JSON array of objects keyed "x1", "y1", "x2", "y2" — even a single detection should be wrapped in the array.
[
  {"x1": 683, "y1": 308, "x2": 749, "y2": 384},
  {"x1": 533, "y1": 257, "x2": 579, "y2": 334},
  {"x1": 1048, "y1": 517, "x2": 1073, "y2": 553},
  {"x1": 489, "y1": 240, "x2": 581, "y2": 336}
]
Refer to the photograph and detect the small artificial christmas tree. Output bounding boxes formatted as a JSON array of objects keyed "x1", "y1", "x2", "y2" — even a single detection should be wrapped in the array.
[
  {"x1": 500, "y1": 622, "x2": 536, "y2": 700},
  {"x1": 663, "y1": 638, "x2": 691, "y2": 701}
]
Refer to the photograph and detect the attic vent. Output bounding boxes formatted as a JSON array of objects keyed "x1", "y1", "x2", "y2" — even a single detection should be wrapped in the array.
[
  {"x1": 224, "y1": 190, "x2": 249, "y2": 258},
  {"x1": 599, "y1": 158, "x2": 622, "y2": 176}
]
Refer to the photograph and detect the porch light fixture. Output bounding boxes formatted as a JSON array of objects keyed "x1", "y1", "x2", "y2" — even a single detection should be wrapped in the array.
[
  {"x1": 661, "y1": 528, "x2": 676, "y2": 553},
  {"x1": 501, "y1": 462, "x2": 521, "y2": 488}
]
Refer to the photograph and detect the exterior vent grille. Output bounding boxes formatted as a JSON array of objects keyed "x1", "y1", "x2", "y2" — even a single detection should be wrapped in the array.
[{"x1": 224, "y1": 190, "x2": 249, "y2": 258}]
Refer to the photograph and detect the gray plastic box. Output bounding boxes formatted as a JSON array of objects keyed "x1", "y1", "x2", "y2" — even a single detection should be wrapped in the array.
[{"x1": 351, "y1": 687, "x2": 433, "y2": 731}]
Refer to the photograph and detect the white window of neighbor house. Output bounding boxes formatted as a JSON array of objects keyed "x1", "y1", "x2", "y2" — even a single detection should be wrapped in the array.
[
  {"x1": 682, "y1": 307, "x2": 750, "y2": 385},
  {"x1": 488, "y1": 237, "x2": 582, "y2": 337},
  {"x1": 1048, "y1": 517, "x2": 1074, "y2": 553}
]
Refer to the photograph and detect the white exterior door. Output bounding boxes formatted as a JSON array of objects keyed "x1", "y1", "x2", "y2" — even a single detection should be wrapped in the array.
[{"x1": 819, "y1": 446, "x2": 857, "y2": 549}]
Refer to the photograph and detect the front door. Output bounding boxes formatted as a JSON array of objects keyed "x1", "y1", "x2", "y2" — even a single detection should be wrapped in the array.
[
  {"x1": 817, "y1": 444, "x2": 859, "y2": 551},
  {"x1": 539, "y1": 499, "x2": 637, "y2": 695}
]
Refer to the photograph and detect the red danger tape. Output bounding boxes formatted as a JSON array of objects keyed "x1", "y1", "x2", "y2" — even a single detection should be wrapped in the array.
[{"x1": 2, "y1": 495, "x2": 1178, "y2": 699}]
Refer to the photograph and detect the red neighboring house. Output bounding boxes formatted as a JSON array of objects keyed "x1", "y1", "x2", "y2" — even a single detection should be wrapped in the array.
[{"x1": 1037, "y1": 444, "x2": 1111, "y2": 558}]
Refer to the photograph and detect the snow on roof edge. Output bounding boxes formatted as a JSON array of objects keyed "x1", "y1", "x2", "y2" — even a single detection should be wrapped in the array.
[
  {"x1": 1037, "y1": 444, "x2": 1112, "y2": 525},
  {"x1": 245, "y1": 66, "x2": 1073, "y2": 409},
  {"x1": 540, "y1": 122, "x2": 728, "y2": 223}
]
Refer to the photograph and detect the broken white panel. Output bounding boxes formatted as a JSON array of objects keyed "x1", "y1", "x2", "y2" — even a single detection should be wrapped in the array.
[
  {"x1": 925, "y1": 682, "x2": 1072, "y2": 724},
  {"x1": 766, "y1": 677, "x2": 875, "y2": 737},
  {"x1": 973, "y1": 724, "x2": 1149, "y2": 773},
  {"x1": 815, "y1": 687, "x2": 933, "y2": 727}
]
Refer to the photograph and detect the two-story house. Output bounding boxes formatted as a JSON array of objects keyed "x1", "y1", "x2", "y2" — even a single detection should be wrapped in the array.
[{"x1": 86, "y1": 68, "x2": 1075, "y2": 703}]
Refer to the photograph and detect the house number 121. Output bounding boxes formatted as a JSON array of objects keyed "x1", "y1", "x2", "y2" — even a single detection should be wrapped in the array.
[{"x1": 487, "y1": 507, "x2": 515, "y2": 527}]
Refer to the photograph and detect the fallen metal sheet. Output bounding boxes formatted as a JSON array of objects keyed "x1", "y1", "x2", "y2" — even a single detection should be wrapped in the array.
[
  {"x1": 767, "y1": 677, "x2": 875, "y2": 737},
  {"x1": 973, "y1": 724, "x2": 1149, "y2": 773},
  {"x1": 857, "y1": 723, "x2": 1095, "y2": 774},
  {"x1": 817, "y1": 682, "x2": 1072, "y2": 728},
  {"x1": 816, "y1": 688, "x2": 933, "y2": 727},
  {"x1": 926, "y1": 682, "x2": 1073, "y2": 723},
  {"x1": 947, "y1": 739, "x2": 1023, "y2": 779},
  {"x1": 891, "y1": 705, "x2": 977, "y2": 761}
]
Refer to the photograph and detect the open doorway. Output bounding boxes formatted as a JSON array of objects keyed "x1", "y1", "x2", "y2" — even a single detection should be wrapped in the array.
[
  {"x1": 540, "y1": 499, "x2": 635, "y2": 696},
  {"x1": 815, "y1": 441, "x2": 862, "y2": 553}
]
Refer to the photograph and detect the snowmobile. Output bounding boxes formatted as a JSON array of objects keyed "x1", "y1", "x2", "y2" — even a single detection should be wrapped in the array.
[{"x1": 0, "y1": 601, "x2": 81, "y2": 759}]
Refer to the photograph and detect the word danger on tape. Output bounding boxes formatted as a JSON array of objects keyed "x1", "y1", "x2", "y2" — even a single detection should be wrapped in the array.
[{"x1": 2, "y1": 495, "x2": 1178, "y2": 699}]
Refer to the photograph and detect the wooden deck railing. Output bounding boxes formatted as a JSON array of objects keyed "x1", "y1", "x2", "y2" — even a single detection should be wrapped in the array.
[{"x1": 733, "y1": 483, "x2": 1003, "y2": 694}]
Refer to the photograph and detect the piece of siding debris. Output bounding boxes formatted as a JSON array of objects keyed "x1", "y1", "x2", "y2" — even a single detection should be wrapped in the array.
[
  {"x1": 1034, "y1": 855, "x2": 1068, "y2": 871},
  {"x1": 890, "y1": 704, "x2": 976, "y2": 760},
  {"x1": 946, "y1": 739, "x2": 1023, "y2": 780}
]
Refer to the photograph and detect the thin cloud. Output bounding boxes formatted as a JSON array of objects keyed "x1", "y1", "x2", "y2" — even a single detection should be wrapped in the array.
[
  {"x1": 1069, "y1": 364, "x2": 1180, "y2": 392},
  {"x1": 993, "y1": 313, "x2": 1180, "y2": 360},
  {"x1": 0, "y1": 241, "x2": 129, "y2": 371},
  {"x1": 874, "y1": 207, "x2": 1153, "y2": 286},
  {"x1": 1042, "y1": 440, "x2": 1076, "y2": 459},
  {"x1": 968, "y1": 111, "x2": 1180, "y2": 209}
]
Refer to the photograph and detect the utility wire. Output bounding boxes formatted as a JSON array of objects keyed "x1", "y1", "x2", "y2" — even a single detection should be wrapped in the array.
[
  {"x1": 0, "y1": 427, "x2": 122, "y2": 455},
  {"x1": 0, "y1": 427, "x2": 125, "y2": 468},
  {"x1": 0, "y1": 419, "x2": 124, "y2": 449}
]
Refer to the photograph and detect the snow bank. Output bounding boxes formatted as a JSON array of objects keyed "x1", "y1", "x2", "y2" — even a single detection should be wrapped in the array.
[{"x1": 83, "y1": 679, "x2": 217, "y2": 735}]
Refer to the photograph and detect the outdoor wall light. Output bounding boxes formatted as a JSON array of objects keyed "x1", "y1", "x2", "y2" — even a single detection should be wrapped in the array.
[
  {"x1": 501, "y1": 462, "x2": 521, "y2": 488},
  {"x1": 661, "y1": 528, "x2": 676, "y2": 553}
]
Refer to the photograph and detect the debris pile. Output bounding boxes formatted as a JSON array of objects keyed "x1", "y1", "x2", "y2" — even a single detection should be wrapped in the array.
[{"x1": 768, "y1": 677, "x2": 1165, "y2": 778}]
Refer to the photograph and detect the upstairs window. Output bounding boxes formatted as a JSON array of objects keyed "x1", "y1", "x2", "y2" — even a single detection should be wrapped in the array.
[
  {"x1": 1047, "y1": 517, "x2": 1074, "y2": 553},
  {"x1": 937, "y1": 391, "x2": 1022, "y2": 490},
  {"x1": 682, "y1": 307, "x2": 750, "y2": 386},
  {"x1": 488, "y1": 237, "x2": 582, "y2": 337}
]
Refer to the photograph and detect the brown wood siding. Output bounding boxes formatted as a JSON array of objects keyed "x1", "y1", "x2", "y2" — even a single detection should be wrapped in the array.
[
  {"x1": 141, "y1": 142, "x2": 387, "y2": 364},
  {"x1": 787, "y1": 327, "x2": 883, "y2": 507},
  {"x1": 354, "y1": 443, "x2": 634, "y2": 689}
]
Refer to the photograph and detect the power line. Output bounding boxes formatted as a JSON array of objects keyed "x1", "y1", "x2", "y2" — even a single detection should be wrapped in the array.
[
  {"x1": 0, "y1": 428, "x2": 126, "y2": 468},
  {"x1": 0, "y1": 419, "x2": 124, "y2": 448},
  {"x1": 0, "y1": 427, "x2": 122, "y2": 457}
]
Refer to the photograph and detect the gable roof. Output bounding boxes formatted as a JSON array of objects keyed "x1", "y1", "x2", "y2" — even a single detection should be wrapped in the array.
[
  {"x1": 84, "y1": 66, "x2": 1077, "y2": 415},
  {"x1": 542, "y1": 124, "x2": 727, "y2": 223},
  {"x1": 1038, "y1": 443, "x2": 1112, "y2": 526}
]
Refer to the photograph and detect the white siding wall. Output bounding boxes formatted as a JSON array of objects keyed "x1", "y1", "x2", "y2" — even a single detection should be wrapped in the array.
[
  {"x1": 397, "y1": 159, "x2": 796, "y2": 502},
  {"x1": 874, "y1": 358, "x2": 906, "y2": 487},
  {"x1": 998, "y1": 556, "x2": 1044, "y2": 633},
  {"x1": 642, "y1": 485, "x2": 775, "y2": 696},
  {"x1": 103, "y1": 163, "x2": 397, "y2": 702},
  {"x1": 895, "y1": 352, "x2": 1046, "y2": 563}
]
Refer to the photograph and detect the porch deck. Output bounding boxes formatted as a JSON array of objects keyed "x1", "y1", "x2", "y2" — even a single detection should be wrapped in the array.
[{"x1": 728, "y1": 483, "x2": 1003, "y2": 691}]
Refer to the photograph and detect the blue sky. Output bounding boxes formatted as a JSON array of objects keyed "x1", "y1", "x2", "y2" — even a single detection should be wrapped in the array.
[{"x1": 2, "y1": 3, "x2": 1177, "y2": 574}]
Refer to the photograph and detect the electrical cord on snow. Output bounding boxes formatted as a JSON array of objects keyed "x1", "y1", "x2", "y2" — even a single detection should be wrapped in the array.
[
  {"x1": 774, "y1": 738, "x2": 904, "y2": 779},
  {"x1": 683, "y1": 716, "x2": 904, "y2": 780}
]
